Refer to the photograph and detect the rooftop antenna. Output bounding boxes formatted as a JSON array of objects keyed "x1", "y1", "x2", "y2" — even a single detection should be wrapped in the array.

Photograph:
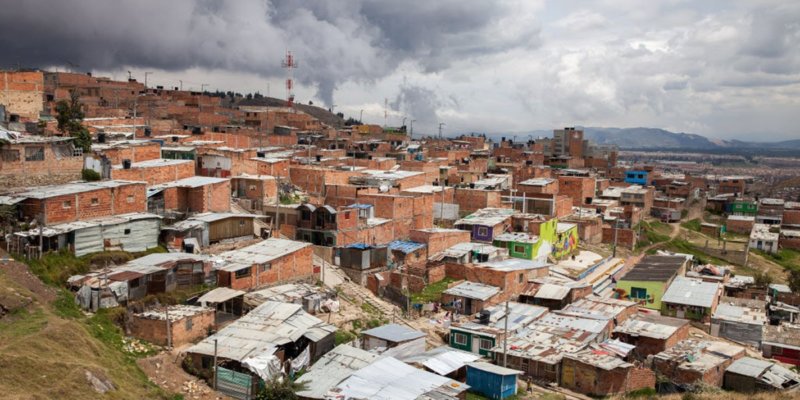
[{"x1": 282, "y1": 50, "x2": 298, "y2": 108}]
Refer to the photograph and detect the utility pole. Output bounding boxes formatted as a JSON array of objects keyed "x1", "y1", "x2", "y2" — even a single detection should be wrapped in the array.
[
  {"x1": 359, "y1": 109, "x2": 363, "y2": 123},
  {"x1": 613, "y1": 218, "x2": 620, "y2": 258},
  {"x1": 410, "y1": 119, "x2": 416, "y2": 140},
  {"x1": 165, "y1": 306, "x2": 172, "y2": 349},
  {"x1": 502, "y1": 300, "x2": 509, "y2": 367},
  {"x1": 213, "y1": 339, "x2": 218, "y2": 390},
  {"x1": 201, "y1": 83, "x2": 209, "y2": 93},
  {"x1": 179, "y1": 80, "x2": 183, "y2": 91},
  {"x1": 144, "y1": 72, "x2": 152, "y2": 89},
  {"x1": 438, "y1": 122, "x2": 445, "y2": 139}
]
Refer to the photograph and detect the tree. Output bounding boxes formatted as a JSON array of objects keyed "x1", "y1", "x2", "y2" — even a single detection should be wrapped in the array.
[
  {"x1": 254, "y1": 376, "x2": 308, "y2": 400},
  {"x1": 55, "y1": 90, "x2": 92, "y2": 152},
  {"x1": 753, "y1": 270, "x2": 774, "y2": 288},
  {"x1": 789, "y1": 270, "x2": 800, "y2": 294}
]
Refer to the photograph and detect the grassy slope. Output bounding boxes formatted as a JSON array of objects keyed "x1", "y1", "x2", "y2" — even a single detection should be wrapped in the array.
[{"x1": 0, "y1": 254, "x2": 172, "y2": 400}]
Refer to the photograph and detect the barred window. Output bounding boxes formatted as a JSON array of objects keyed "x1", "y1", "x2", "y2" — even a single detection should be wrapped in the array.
[
  {"x1": 1, "y1": 149, "x2": 20, "y2": 162},
  {"x1": 25, "y1": 146, "x2": 45, "y2": 161}
]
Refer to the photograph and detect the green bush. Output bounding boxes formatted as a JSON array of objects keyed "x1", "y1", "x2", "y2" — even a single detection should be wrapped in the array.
[{"x1": 81, "y1": 168, "x2": 101, "y2": 181}]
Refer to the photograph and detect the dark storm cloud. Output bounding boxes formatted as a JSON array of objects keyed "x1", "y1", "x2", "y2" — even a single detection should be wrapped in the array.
[{"x1": 0, "y1": 0, "x2": 541, "y2": 105}]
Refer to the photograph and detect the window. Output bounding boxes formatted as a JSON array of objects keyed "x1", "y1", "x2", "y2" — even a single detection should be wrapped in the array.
[
  {"x1": 129, "y1": 278, "x2": 140, "y2": 288},
  {"x1": 235, "y1": 267, "x2": 251, "y2": 279},
  {"x1": 513, "y1": 244, "x2": 526, "y2": 255},
  {"x1": 24, "y1": 146, "x2": 44, "y2": 161},
  {"x1": 479, "y1": 338, "x2": 493, "y2": 350},
  {"x1": 301, "y1": 210, "x2": 311, "y2": 220},
  {"x1": 91, "y1": 197, "x2": 99, "y2": 206},
  {"x1": 477, "y1": 227, "x2": 489, "y2": 237},
  {"x1": 127, "y1": 195, "x2": 135, "y2": 203},
  {"x1": 545, "y1": 363, "x2": 557, "y2": 373},
  {"x1": 1, "y1": 149, "x2": 20, "y2": 162},
  {"x1": 239, "y1": 220, "x2": 246, "y2": 227},
  {"x1": 260, "y1": 263, "x2": 271, "y2": 272},
  {"x1": 630, "y1": 287, "x2": 647, "y2": 299},
  {"x1": 62, "y1": 200, "x2": 71, "y2": 209},
  {"x1": 185, "y1": 317, "x2": 193, "y2": 331},
  {"x1": 519, "y1": 273, "x2": 524, "y2": 283},
  {"x1": 453, "y1": 332, "x2": 468, "y2": 346},
  {"x1": 248, "y1": 185, "x2": 256, "y2": 191},
  {"x1": 124, "y1": 228, "x2": 131, "y2": 235}
]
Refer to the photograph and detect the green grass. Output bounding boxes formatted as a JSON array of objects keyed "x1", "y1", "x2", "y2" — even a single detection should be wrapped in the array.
[
  {"x1": 681, "y1": 218, "x2": 702, "y2": 232},
  {"x1": 0, "y1": 307, "x2": 47, "y2": 338},
  {"x1": 53, "y1": 289, "x2": 83, "y2": 319},
  {"x1": 752, "y1": 248, "x2": 800, "y2": 271},
  {"x1": 335, "y1": 329, "x2": 357, "y2": 345},
  {"x1": 636, "y1": 220, "x2": 672, "y2": 250},
  {"x1": 411, "y1": 277, "x2": 457, "y2": 303},
  {"x1": 19, "y1": 246, "x2": 168, "y2": 287},
  {"x1": 657, "y1": 239, "x2": 730, "y2": 266}
]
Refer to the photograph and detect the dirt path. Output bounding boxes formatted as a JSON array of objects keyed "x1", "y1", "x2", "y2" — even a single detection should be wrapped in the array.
[{"x1": 138, "y1": 349, "x2": 231, "y2": 400}]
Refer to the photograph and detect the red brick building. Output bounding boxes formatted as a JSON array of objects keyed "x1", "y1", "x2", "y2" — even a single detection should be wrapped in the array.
[
  {"x1": 111, "y1": 158, "x2": 195, "y2": 186},
  {"x1": 14, "y1": 180, "x2": 146, "y2": 225},
  {"x1": 215, "y1": 238, "x2": 314, "y2": 291}
]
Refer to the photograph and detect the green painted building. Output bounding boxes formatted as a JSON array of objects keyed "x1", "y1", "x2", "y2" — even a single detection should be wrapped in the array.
[
  {"x1": 614, "y1": 255, "x2": 688, "y2": 310},
  {"x1": 492, "y1": 218, "x2": 578, "y2": 261},
  {"x1": 729, "y1": 201, "x2": 758, "y2": 216},
  {"x1": 449, "y1": 323, "x2": 500, "y2": 357}
]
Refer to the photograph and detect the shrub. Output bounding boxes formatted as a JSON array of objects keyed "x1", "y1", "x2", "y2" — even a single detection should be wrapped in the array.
[{"x1": 81, "y1": 168, "x2": 101, "y2": 182}]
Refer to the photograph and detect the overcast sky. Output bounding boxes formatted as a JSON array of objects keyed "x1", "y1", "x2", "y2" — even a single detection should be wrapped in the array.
[{"x1": 1, "y1": 0, "x2": 798, "y2": 141}]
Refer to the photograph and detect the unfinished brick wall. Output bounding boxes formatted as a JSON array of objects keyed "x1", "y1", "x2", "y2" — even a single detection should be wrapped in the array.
[
  {"x1": 0, "y1": 143, "x2": 84, "y2": 189},
  {"x1": 129, "y1": 308, "x2": 215, "y2": 346},
  {"x1": 409, "y1": 229, "x2": 471, "y2": 256},
  {"x1": 97, "y1": 142, "x2": 162, "y2": 165},
  {"x1": 21, "y1": 182, "x2": 147, "y2": 225},
  {"x1": 453, "y1": 189, "x2": 506, "y2": 214},
  {"x1": 187, "y1": 180, "x2": 231, "y2": 213},
  {"x1": 602, "y1": 227, "x2": 637, "y2": 249},
  {"x1": 220, "y1": 245, "x2": 314, "y2": 291},
  {"x1": 726, "y1": 218, "x2": 753, "y2": 235},
  {"x1": 558, "y1": 176, "x2": 595, "y2": 206},
  {"x1": 111, "y1": 160, "x2": 195, "y2": 186},
  {"x1": 0, "y1": 71, "x2": 44, "y2": 121}
]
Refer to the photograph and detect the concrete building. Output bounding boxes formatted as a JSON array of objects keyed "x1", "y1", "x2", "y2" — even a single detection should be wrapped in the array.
[
  {"x1": 661, "y1": 277, "x2": 723, "y2": 323},
  {"x1": 710, "y1": 297, "x2": 767, "y2": 347},
  {"x1": 214, "y1": 238, "x2": 314, "y2": 291}
]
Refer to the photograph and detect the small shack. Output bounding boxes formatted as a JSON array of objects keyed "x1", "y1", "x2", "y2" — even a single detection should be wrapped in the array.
[
  {"x1": 724, "y1": 357, "x2": 800, "y2": 393},
  {"x1": 361, "y1": 323, "x2": 426, "y2": 359},
  {"x1": 130, "y1": 305, "x2": 215, "y2": 347},
  {"x1": 466, "y1": 362, "x2": 522, "y2": 400}
]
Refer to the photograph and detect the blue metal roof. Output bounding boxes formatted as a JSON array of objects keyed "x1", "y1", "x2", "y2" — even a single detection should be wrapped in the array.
[
  {"x1": 346, "y1": 243, "x2": 372, "y2": 250},
  {"x1": 388, "y1": 240, "x2": 426, "y2": 254}
]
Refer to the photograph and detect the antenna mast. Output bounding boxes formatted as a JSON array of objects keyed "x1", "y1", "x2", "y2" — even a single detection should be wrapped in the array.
[{"x1": 282, "y1": 51, "x2": 298, "y2": 108}]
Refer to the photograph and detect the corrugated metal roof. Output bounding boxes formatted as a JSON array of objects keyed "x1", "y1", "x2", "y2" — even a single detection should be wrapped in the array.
[
  {"x1": 335, "y1": 356, "x2": 468, "y2": 400},
  {"x1": 475, "y1": 258, "x2": 550, "y2": 272},
  {"x1": 466, "y1": 362, "x2": 522, "y2": 376},
  {"x1": 493, "y1": 232, "x2": 539, "y2": 244},
  {"x1": 443, "y1": 281, "x2": 500, "y2": 301},
  {"x1": 296, "y1": 345, "x2": 380, "y2": 399},
  {"x1": 187, "y1": 300, "x2": 335, "y2": 361},
  {"x1": 362, "y1": 323, "x2": 426, "y2": 343},
  {"x1": 620, "y1": 255, "x2": 686, "y2": 282},
  {"x1": 534, "y1": 284, "x2": 571, "y2": 300},
  {"x1": 197, "y1": 287, "x2": 245, "y2": 304},
  {"x1": 613, "y1": 312, "x2": 688, "y2": 339},
  {"x1": 215, "y1": 238, "x2": 311, "y2": 272},
  {"x1": 454, "y1": 208, "x2": 515, "y2": 227},
  {"x1": 13, "y1": 180, "x2": 144, "y2": 199},
  {"x1": 153, "y1": 176, "x2": 228, "y2": 188},
  {"x1": 662, "y1": 277, "x2": 721, "y2": 308},
  {"x1": 388, "y1": 240, "x2": 426, "y2": 254},
  {"x1": 401, "y1": 346, "x2": 480, "y2": 376}
]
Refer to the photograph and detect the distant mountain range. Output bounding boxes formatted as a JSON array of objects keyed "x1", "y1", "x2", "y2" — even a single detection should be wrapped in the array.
[{"x1": 486, "y1": 127, "x2": 800, "y2": 150}]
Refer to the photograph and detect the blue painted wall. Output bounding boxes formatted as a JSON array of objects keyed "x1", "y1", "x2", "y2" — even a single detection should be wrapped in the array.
[
  {"x1": 466, "y1": 366, "x2": 518, "y2": 399},
  {"x1": 624, "y1": 170, "x2": 648, "y2": 185}
]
